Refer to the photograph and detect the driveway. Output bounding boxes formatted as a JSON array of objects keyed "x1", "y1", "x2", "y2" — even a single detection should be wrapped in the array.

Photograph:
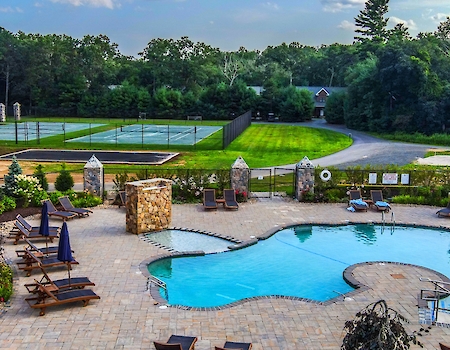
[{"x1": 275, "y1": 119, "x2": 449, "y2": 168}]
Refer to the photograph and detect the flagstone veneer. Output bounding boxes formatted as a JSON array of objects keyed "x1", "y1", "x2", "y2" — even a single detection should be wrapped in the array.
[{"x1": 125, "y1": 178, "x2": 172, "y2": 234}]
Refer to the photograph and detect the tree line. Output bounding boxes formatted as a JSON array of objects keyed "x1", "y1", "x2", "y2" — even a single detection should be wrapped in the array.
[{"x1": 1, "y1": 0, "x2": 450, "y2": 132}]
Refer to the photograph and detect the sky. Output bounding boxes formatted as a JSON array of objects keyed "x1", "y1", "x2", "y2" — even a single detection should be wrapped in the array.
[{"x1": 1, "y1": 0, "x2": 450, "y2": 57}]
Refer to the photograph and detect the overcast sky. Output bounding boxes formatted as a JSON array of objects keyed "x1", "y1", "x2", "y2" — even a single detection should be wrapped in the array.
[{"x1": 1, "y1": 0, "x2": 450, "y2": 57}]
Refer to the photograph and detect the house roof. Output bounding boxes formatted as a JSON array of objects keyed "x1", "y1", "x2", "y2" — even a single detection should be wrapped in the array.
[{"x1": 295, "y1": 86, "x2": 347, "y2": 95}]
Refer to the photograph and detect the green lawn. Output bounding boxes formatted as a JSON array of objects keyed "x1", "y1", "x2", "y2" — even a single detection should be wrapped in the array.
[{"x1": 0, "y1": 121, "x2": 352, "y2": 171}]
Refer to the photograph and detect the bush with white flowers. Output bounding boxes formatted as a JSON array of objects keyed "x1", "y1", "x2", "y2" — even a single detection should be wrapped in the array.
[{"x1": 14, "y1": 174, "x2": 48, "y2": 207}]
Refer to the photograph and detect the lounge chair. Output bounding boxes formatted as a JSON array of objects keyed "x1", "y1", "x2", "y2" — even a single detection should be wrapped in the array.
[
  {"x1": 17, "y1": 250, "x2": 79, "y2": 277},
  {"x1": 9, "y1": 221, "x2": 59, "y2": 245},
  {"x1": 43, "y1": 199, "x2": 77, "y2": 221},
  {"x1": 24, "y1": 266, "x2": 94, "y2": 294},
  {"x1": 348, "y1": 190, "x2": 368, "y2": 212},
  {"x1": 118, "y1": 191, "x2": 127, "y2": 208},
  {"x1": 154, "y1": 335, "x2": 198, "y2": 350},
  {"x1": 15, "y1": 214, "x2": 60, "y2": 234},
  {"x1": 370, "y1": 190, "x2": 391, "y2": 212},
  {"x1": 25, "y1": 281, "x2": 100, "y2": 316},
  {"x1": 16, "y1": 237, "x2": 69, "y2": 258},
  {"x1": 223, "y1": 189, "x2": 239, "y2": 210},
  {"x1": 59, "y1": 196, "x2": 93, "y2": 217},
  {"x1": 203, "y1": 189, "x2": 218, "y2": 210},
  {"x1": 215, "y1": 341, "x2": 253, "y2": 350},
  {"x1": 437, "y1": 202, "x2": 450, "y2": 217},
  {"x1": 440, "y1": 343, "x2": 450, "y2": 350}
]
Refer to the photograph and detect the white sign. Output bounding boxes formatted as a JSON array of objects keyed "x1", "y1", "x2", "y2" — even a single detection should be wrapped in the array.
[
  {"x1": 382, "y1": 173, "x2": 398, "y2": 185},
  {"x1": 401, "y1": 174, "x2": 410, "y2": 185},
  {"x1": 368, "y1": 173, "x2": 377, "y2": 184},
  {"x1": 257, "y1": 176, "x2": 264, "y2": 180}
]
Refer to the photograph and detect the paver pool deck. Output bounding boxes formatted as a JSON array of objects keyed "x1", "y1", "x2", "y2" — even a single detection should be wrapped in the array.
[{"x1": 2, "y1": 198, "x2": 450, "y2": 349}]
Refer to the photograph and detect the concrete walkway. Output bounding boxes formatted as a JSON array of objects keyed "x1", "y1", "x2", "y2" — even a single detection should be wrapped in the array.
[{"x1": 2, "y1": 199, "x2": 450, "y2": 349}]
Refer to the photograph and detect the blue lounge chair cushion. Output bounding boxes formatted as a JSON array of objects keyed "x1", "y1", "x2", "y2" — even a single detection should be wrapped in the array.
[
  {"x1": 349, "y1": 199, "x2": 368, "y2": 207},
  {"x1": 375, "y1": 201, "x2": 390, "y2": 208}
]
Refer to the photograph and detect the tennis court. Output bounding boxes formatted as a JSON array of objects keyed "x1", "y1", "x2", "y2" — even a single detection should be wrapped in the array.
[
  {"x1": 66, "y1": 124, "x2": 221, "y2": 145},
  {"x1": 0, "y1": 122, "x2": 105, "y2": 141}
]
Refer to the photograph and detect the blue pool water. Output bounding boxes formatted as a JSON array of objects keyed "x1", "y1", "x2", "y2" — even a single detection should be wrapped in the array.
[{"x1": 147, "y1": 224, "x2": 450, "y2": 307}]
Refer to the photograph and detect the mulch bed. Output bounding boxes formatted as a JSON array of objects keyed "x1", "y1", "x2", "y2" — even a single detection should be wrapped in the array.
[{"x1": 0, "y1": 206, "x2": 41, "y2": 223}]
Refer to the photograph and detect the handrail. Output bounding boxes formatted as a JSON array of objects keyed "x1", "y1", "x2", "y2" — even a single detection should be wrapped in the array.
[
  {"x1": 149, "y1": 276, "x2": 167, "y2": 290},
  {"x1": 420, "y1": 278, "x2": 450, "y2": 323}
]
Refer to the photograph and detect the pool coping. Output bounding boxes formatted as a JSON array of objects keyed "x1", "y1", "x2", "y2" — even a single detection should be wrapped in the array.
[{"x1": 139, "y1": 222, "x2": 450, "y2": 311}]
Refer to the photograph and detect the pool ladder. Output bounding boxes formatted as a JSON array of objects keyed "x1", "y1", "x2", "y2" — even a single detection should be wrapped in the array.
[
  {"x1": 381, "y1": 210, "x2": 395, "y2": 233},
  {"x1": 419, "y1": 278, "x2": 450, "y2": 323},
  {"x1": 148, "y1": 276, "x2": 169, "y2": 300}
]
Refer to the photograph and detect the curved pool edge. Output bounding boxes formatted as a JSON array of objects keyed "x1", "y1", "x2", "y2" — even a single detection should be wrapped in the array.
[{"x1": 139, "y1": 222, "x2": 450, "y2": 310}]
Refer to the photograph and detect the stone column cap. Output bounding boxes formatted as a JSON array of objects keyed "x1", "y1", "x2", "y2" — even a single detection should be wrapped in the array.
[
  {"x1": 232, "y1": 155, "x2": 249, "y2": 169},
  {"x1": 296, "y1": 156, "x2": 314, "y2": 169},
  {"x1": 84, "y1": 154, "x2": 103, "y2": 168}
]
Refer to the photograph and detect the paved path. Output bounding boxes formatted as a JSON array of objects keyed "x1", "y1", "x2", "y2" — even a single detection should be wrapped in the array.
[
  {"x1": 2, "y1": 200, "x2": 450, "y2": 349},
  {"x1": 277, "y1": 119, "x2": 448, "y2": 168}
]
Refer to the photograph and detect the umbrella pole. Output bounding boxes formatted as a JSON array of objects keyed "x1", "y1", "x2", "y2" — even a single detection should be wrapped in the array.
[{"x1": 67, "y1": 263, "x2": 71, "y2": 286}]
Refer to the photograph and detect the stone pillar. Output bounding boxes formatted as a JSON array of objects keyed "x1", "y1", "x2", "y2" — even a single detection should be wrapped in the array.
[
  {"x1": 13, "y1": 102, "x2": 20, "y2": 121},
  {"x1": 295, "y1": 156, "x2": 315, "y2": 201},
  {"x1": 125, "y1": 178, "x2": 172, "y2": 234},
  {"x1": 83, "y1": 155, "x2": 103, "y2": 196},
  {"x1": 0, "y1": 103, "x2": 5, "y2": 122},
  {"x1": 231, "y1": 156, "x2": 250, "y2": 200}
]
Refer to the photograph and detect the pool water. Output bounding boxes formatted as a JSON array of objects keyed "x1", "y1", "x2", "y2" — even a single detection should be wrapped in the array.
[
  {"x1": 144, "y1": 229, "x2": 232, "y2": 254},
  {"x1": 147, "y1": 224, "x2": 450, "y2": 307}
]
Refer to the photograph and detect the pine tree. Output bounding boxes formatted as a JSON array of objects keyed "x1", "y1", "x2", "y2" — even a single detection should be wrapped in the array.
[
  {"x1": 33, "y1": 164, "x2": 49, "y2": 191},
  {"x1": 54, "y1": 163, "x2": 74, "y2": 192},
  {"x1": 354, "y1": 0, "x2": 390, "y2": 42},
  {"x1": 4, "y1": 156, "x2": 22, "y2": 196}
]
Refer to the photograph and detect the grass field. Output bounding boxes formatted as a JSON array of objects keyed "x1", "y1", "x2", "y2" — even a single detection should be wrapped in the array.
[{"x1": 0, "y1": 119, "x2": 352, "y2": 175}]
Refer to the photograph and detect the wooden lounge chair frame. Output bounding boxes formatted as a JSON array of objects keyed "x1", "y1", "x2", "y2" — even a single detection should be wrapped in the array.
[
  {"x1": 370, "y1": 190, "x2": 391, "y2": 212},
  {"x1": 43, "y1": 199, "x2": 77, "y2": 221},
  {"x1": 17, "y1": 250, "x2": 79, "y2": 277},
  {"x1": 215, "y1": 341, "x2": 253, "y2": 350},
  {"x1": 9, "y1": 220, "x2": 59, "y2": 245},
  {"x1": 25, "y1": 281, "x2": 100, "y2": 316},
  {"x1": 203, "y1": 189, "x2": 218, "y2": 210},
  {"x1": 154, "y1": 335, "x2": 198, "y2": 350},
  {"x1": 15, "y1": 214, "x2": 60, "y2": 234},
  {"x1": 118, "y1": 191, "x2": 127, "y2": 208},
  {"x1": 348, "y1": 190, "x2": 368, "y2": 212},
  {"x1": 16, "y1": 237, "x2": 67, "y2": 259},
  {"x1": 59, "y1": 196, "x2": 93, "y2": 217},
  {"x1": 24, "y1": 266, "x2": 94, "y2": 294},
  {"x1": 223, "y1": 189, "x2": 239, "y2": 210}
]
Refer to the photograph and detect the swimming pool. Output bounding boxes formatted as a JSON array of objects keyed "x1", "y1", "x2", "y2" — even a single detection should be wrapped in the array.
[
  {"x1": 147, "y1": 224, "x2": 450, "y2": 308},
  {"x1": 143, "y1": 229, "x2": 232, "y2": 254}
]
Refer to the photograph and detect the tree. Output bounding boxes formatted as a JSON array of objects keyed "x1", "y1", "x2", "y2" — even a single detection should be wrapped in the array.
[
  {"x1": 54, "y1": 163, "x2": 74, "y2": 192},
  {"x1": 279, "y1": 86, "x2": 314, "y2": 122},
  {"x1": 325, "y1": 91, "x2": 347, "y2": 124},
  {"x1": 354, "y1": 0, "x2": 390, "y2": 42},
  {"x1": 3, "y1": 156, "x2": 22, "y2": 196},
  {"x1": 33, "y1": 164, "x2": 48, "y2": 191},
  {"x1": 341, "y1": 299, "x2": 427, "y2": 349}
]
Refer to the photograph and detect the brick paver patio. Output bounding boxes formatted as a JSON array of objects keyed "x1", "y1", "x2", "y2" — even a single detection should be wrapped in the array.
[{"x1": 2, "y1": 198, "x2": 450, "y2": 349}]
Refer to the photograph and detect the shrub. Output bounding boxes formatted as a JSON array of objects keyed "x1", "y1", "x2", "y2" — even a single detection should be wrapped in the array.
[
  {"x1": 71, "y1": 191, "x2": 103, "y2": 207},
  {"x1": 0, "y1": 263, "x2": 13, "y2": 302},
  {"x1": 54, "y1": 163, "x2": 74, "y2": 192},
  {"x1": 113, "y1": 171, "x2": 130, "y2": 192},
  {"x1": 13, "y1": 174, "x2": 48, "y2": 207},
  {"x1": 0, "y1": 195, "x2": 17, "y2": 214},
  {"x1": 33, "y1": 164, "x2": 49, "y2": 191},
  {"x1": 3, "y1": 156, "x2": 22, "y2": 196}
]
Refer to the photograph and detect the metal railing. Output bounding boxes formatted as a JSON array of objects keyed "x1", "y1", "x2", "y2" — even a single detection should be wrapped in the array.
[{"x1": 419, "y1": 278, "x2": 450, "y2": 323}]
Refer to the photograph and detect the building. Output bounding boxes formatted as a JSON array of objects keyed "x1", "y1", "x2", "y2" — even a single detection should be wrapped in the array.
[{"x1": 296, "y1": 86, "x2": 347, "y2": 118}]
